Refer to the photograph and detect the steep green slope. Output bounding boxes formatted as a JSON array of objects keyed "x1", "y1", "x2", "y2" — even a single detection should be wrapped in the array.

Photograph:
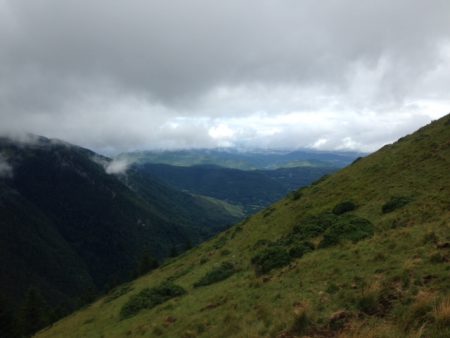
[
  {"x1": 37, "y1": 115, "x2": 450, "y2": 338},
  {"x1": 0, "y1": 136, "x2": 239, "y2": 331}
]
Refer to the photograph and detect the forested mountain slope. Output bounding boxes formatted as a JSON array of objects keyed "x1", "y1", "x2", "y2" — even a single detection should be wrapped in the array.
[{"x1": 0, "y1": 136, "x2": 239, "y2": 336}]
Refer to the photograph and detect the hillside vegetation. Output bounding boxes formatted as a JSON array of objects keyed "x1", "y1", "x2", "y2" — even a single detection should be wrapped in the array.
[
  {"x1": 0, "y1": 136, "x2": 240, "y2": 336},
  {"x1": 37, "y1": 115, "x2": 450, "y2": 338}
]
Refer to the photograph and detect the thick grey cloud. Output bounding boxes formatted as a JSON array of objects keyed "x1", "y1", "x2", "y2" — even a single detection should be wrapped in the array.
[{"x1": 0, "y1": 0, "x2": 449, "y2": 153}]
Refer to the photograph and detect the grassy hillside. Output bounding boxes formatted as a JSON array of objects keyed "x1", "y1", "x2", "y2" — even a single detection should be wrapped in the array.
[{"x1": 37, "y1": 115, "x2": 450, "y2": 338}]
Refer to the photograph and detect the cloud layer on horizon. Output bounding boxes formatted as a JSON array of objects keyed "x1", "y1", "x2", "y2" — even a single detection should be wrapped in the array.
[{"x1": 1, "y1": 0, "x2": 449, "y2": 153}]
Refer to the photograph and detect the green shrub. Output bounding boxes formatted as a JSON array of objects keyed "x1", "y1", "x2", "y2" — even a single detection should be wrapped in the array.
[
  {"x1": 253, "y1": 239, "x2": 273, "y2": 249},
  {"x1": 290, "y1": 190, "x2": 303, "y2": 201},
  {"x1": 120, "y1": 282, "x2": 186, "y2": 319},
  {"x1": 422, "y1": 231, "x2": 438, "y2": 244},
  {"x1": 319, "y1": 215, "x2": 374, "y2": 248},
  {"x1": 288, "y1": 241, "x2": 315, "y2": 258},
  {"x1": 292, "y1": 213, "x2": 338, "y2": 239},
  {"x1": 251, "y1": 246, "x2": 291, "y2": 275},
  {"x1": 193, "y1": 262, "x2": 235, "y2": 288},
  {"x1": 332, "y1": 201, "x2": 357, "y2": 215},
  {"x1": 213, "y1": 236, "x2": 228, "y2": 249},
  {"x1": 220, "y1": 249, "x2": 231, "y2": 256},
  {"x1": 382, "y1": 196, "x2": 412, "y2": 213},
  {"x1": 357, "y1": 292, "x2": 379, "y2": 315},
  {"x1": 430, "y1": 252, "x2": 445, "y2": 264}
]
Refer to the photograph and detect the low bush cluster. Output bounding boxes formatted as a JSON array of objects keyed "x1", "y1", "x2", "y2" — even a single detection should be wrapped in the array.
[
  {"x1": 292, "y1": 213, "x2": 338, "y2": 240},
  {"x1": 288, "y1": 241, "x2": 315, "y2": 258},
  {"x1": 250, "y1": 205, "x2": 374, "y2": 274},
  {"x1": 319, "y1": 215, "x2": 374, "y2": 248},
  {"x1": 193, "y1": 262, "x2": 235, "y2": 288},
  {"x1": 289, "y1": 190, "x2": 303, "y2": 201},
  {"x1": 251, "y1": 246, "x2": 291, "y2": 275},
  {"x1": 382, "y1": 196, "x2": 412, "y2": 213},
  {"x1": 332, "y1": 201, "x2": 357, "y2": 215},
  {"x1": 120, "y1": 282, "x2": 186, "y2": 319}
]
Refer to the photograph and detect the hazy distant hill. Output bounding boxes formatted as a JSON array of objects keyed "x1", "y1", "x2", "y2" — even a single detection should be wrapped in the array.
[
  {"x1": 136, "y1": 163, "x2": 336, "y2": 213},
  {"x1": 39, "y1": 115, "x2": 450, "y2": 338},
  {"x1": 121, "y1": 148, "x2": 363, "y2": 170}
]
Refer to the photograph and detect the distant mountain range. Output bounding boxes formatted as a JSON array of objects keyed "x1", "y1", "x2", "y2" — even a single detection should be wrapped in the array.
[
  {"x1": 120, "y1": 148, "x2": 364, "y2": 170},
  {"x1": 136, "y1": 163, "x2": 336, "y2": 213}
]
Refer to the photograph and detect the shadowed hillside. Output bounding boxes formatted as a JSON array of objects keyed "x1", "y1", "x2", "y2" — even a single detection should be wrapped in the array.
[{"x1": 0, "y1": 136, "x2": 241, "y2": 336}]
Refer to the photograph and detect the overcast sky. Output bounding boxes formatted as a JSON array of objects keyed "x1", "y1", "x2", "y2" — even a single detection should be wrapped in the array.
[{"x1": 1, "y1": 0, "x2": 449, "y2": 154}]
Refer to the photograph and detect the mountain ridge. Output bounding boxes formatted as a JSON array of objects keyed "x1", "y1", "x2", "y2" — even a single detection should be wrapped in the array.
[{"x1": 119, "y1": 148, "x2": 363, "y2": 170}]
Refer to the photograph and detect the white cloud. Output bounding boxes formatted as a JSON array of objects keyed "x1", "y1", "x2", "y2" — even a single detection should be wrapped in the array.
[
  {"x1": 105, "y1": 158, "x2": 132, "y2": 175},
  {"x1": 208, "y1": 124, "x2": 234, "y2": 140},
  {"x1": 0, "y1": 155, "x2": 13, "y2": 178}
]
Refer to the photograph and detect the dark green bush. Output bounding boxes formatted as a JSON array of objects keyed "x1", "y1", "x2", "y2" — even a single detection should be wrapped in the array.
[
  {"x1": 422, "y1": 231, "x2": 438, "y2": 244},
  {"x1": 253, "y1": 239, "x2": 273, "y2": 249},
  {"x1": 332, "y1": 201, "x2": 357, "y2": 215},
  {"x1": 292, "y1": 213, "x2": 338, "y2": 239},
  {"x1": 382, "y1": 196, "x2": 411, "y2": 213},
  {"x1": 357, "y1": 292, "x2": 379, "y2": 315},
  {"x1": 193, "y1": 262, "x2": 235, "y2": 288},
  {"x1": 430, "y1": 252, "x2": 445, "y2": 264},
  {"x1": 220, "y1": 249, "x2": 231, "y2": 256},
  {"x1": 290, "y1": 190, "x2": 303, "y2": 201},
  {"x1": 263, "y1": 207, "x2": 275, "y2": 218},
  {"x1": 288, "y1": 241, "x2": 315, "y2": 258},
  {"x1": 251, "y1": 246, "x2": 291, "y2": 275},
  {"x1": 120, "y1": 282, "x2": 186, "y2": 319},
  {"x1": 213, "y1": 235, "x2": 228, "y2": 249},
  {"x1": 319, "y1": 215, "x2": 374, "y2": 248}
]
